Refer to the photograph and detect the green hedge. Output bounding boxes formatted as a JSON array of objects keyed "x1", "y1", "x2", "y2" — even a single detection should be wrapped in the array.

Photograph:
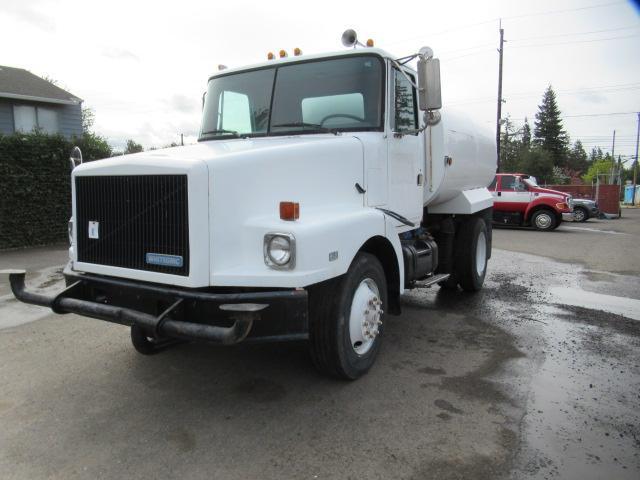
[{"x1": 0, "y1": 131, "x2": 112, "y2": 249}]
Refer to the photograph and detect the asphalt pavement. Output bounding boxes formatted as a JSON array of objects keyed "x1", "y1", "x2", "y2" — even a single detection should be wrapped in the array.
[{"x1": 0, "y1": 211, "x2": 638, "y2": 479}]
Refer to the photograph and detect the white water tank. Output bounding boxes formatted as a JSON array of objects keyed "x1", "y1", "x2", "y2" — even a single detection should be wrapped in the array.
[{"x1": 423, "y1": 109, "x2": 496, "y2": 208}]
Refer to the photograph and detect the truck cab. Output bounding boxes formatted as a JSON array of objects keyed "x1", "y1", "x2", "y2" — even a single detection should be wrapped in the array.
[
  {"x1": 6, "y1": 33, "x2": 497, "y2": 379},
  {"x1": 489, "y1": 173, "x2": 573, "y2": 231}
]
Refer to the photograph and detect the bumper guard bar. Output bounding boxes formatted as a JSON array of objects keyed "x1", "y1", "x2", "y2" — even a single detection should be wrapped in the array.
[{"x1": 3, "y1": 269, "x2": 307, "y2": 345}]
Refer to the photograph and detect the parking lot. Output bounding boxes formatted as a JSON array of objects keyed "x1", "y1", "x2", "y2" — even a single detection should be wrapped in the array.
[{"x1": 1, "y1": 211, "x2": 639, "y2": 480}]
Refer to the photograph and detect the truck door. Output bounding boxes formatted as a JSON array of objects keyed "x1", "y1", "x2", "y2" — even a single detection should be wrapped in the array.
[
  {"x1": 387, "y1": 67, "x2": 423, "y2": 224},
  {"x1": 495, "y1": 175, "x2": 531, "y2": 213}
]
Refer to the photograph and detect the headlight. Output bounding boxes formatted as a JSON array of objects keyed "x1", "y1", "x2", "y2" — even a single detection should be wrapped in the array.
[
  {"x1": 68, "y1": 218, "x2": 73, "y2": 244},
  {"x1": 264, "y1": 233, "x2": 296, "y2": 269}
]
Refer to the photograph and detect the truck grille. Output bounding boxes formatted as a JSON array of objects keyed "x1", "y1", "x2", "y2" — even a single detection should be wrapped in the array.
[{"x1": 75, "y1": 175, "x2": 190, "y2": 276}]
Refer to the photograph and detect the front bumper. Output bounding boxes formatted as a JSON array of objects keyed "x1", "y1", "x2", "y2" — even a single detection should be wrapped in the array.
[{"x1": 5, "y1": 270, "x2": 308, "y2": 345}]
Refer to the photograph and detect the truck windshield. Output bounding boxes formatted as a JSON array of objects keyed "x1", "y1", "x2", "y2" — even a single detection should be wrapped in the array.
[{"x1": 200, "y1": 55, "x2": 383, "y2": 140}]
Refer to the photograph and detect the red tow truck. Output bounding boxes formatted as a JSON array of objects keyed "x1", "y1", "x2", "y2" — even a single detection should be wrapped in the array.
[{"x1": 489, "y1": 173, "x2": 573, "y2": 231}]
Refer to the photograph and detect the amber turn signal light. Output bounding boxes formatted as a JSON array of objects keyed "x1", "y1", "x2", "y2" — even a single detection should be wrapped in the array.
[{"x1": 280, "y1": 202, "x2": 300, "y2": 221}]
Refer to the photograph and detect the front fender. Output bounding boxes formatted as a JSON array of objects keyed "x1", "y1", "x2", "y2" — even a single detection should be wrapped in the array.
[
  {"x1": 524, "y1": 197, "x2": 561, "y2": 221},
  {"x1": 211, "y1": 207, "x2": 403, "y2": 289}
]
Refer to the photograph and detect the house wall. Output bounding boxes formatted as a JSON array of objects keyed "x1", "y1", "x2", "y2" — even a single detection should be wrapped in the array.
[
  {"x1": 0, "y1": 99, "x2": 82, "y2": 138},
  {"x1": 0, "y1": 99, "x2": 13, "y2": 135}
]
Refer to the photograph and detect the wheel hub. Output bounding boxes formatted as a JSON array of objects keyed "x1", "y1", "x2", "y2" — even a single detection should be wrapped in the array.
[
  {"x1": 349, "y1": 278, "x2": 383, "y2": 355},
  {"x1": 536, "y1": 214, "x2": 552, "y2": 229}
]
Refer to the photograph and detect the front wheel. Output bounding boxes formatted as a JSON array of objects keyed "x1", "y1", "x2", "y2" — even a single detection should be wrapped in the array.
[
  {"x1": 573, "y1": 206, "x2": 588, "y2": 222},
  {"x1": 131, "y1": 325, "x2": 181, "y2": 354},
  {"x1": 308, "y1": 252, "x2": 387, "y2": 380},
  {"x1": 531, "y1": 209, "x2": 557, "y2": 231}
]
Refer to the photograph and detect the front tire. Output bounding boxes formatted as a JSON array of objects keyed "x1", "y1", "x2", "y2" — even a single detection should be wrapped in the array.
[
  {"x1": 308, "y1": 252, "x2": 387, "y2": 380},
  {"x1": 531, "y1": 209, "x2": 557, "y2": 231},
  {"x1": 573, "y1": 206, "x2": 588, "y2": 222},
  {"x1": 131, "y1": 325, "x2": 181, "y2": 354}
]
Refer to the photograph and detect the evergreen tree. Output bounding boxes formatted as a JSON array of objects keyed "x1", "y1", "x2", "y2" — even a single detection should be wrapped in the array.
[
  {"x1": 533, "y1": 86, "x2": 569, "y2": 167},
  {"x1": 124, "y1": 139, "x2": 143, "y2": 154},
  {"x1": 566, "y1": 140, "x2": 589, "y2": 173},
  {"x1": 521, "y1": 117, "x2": 531, "y2": 148}
]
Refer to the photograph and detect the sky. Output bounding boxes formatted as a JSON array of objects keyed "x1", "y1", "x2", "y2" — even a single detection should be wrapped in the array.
[{"x1": 1, "y1": 0, "x2": 639, "y2": 162}]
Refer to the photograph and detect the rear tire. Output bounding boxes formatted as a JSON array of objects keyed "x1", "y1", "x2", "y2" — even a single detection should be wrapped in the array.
[
  {"x1": 455, "y1": 217, "x2": 488, "y2": 292},
  {"x1": 308, "y1": 252, "x2": 387, "y2": 380},
  {"x1": 531, "y1": 209, "x2": 557, "y2": 231}
]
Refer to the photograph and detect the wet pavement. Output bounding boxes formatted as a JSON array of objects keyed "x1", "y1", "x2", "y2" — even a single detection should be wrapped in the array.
[{"x1": 0, "y1": 211, "x2": 639, "y2": 479}]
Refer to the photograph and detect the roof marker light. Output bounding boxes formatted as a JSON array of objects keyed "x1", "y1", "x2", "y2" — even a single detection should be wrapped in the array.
[
  {"x1": 293, "y1": 47, "x2": 302, "y2": 56},
  {"x1": 279, "y1": 49, "x2": 288, "y2": 58},
  {"x1": 267, "y1": 52, "x2": 275, "y2": 60},
  {"x1": 366, "y1": 39, "x2": 374, "y2": 47}
]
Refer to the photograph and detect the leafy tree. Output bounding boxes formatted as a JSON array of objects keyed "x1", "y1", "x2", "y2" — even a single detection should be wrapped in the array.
[
  {"x1": 582, "y1": 157, "x2": 614, "y2": 183},
  {"x1": 73, "y1": 132, "x2": 112, "y2": 161},
  {"x1": 533, "y1": 85, "x2": 569, "y2": 167},
  {"x1": 124, "y1": 139, "x2": 143, "y2": 154},
  {"x1": 81, "y1": 107, "x2": 95, "y2": 134}
]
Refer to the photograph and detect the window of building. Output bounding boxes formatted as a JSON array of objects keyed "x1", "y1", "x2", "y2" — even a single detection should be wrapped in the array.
[
  {"x1": 36, "y1": 107, "x2": 59, "y2": 134},
  {"x1": 13, "y1": 105, "x2": 59, "y2": 134}
]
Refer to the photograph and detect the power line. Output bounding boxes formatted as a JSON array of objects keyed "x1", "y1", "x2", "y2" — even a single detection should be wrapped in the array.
[
  {"x1": 501, "y1": 1, "x2": 625, "y2": 21},
  {"x1": 448, "y1": 83, "x2": 640, "y2": 106},
  {"x1": 509, "y1": 33, "x2": 640, "y2": 49},
  {"x1": 508, "y1": 25, "x2": 639, "y2": 42},
  {"x1": 506, "y1": 112, "x2": 638, "y2": 122},
  {"x1": 387, "y1": 0, "x2": 626, "y2": 46}
]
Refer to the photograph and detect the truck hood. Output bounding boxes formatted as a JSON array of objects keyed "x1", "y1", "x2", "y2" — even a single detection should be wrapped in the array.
[
  {"x1": 74, "y1": 135, "x2": 358, "y2": 174},
  {"x1": 531, "y1": 186, "x2": 570, "y2": 199}
]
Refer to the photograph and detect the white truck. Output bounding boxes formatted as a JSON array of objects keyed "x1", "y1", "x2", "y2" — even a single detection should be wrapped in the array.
[{"x1": 7, "y1": 32, "x2": 496, "y2": 379}]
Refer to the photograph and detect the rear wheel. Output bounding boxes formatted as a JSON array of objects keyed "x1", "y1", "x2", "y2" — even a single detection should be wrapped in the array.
[
  {"x1": 455, "y1": 217, "x2": 488, "y2": 292},
  {"x1": 308, "y1": 252, "x2": 387, "y2": 380},
  {"x1": 531, "y1": 209, "x2": 557, "y2": 231}
]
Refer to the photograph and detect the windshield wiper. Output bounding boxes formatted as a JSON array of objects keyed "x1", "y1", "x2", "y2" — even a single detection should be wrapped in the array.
[
  {"x1": 200, "y1": 129, "x2": 241, "y2": 138},
  {"x1": 271, "y1": 122, "x2": 339, "y2": 135}
]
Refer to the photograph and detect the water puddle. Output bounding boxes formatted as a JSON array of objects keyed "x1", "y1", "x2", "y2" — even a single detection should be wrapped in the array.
[{"x1": 549, "y1": 287, "x2": 640, "y2": 321}]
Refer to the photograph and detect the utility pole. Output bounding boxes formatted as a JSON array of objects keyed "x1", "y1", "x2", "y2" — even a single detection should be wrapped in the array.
[
  {"x1": 496, "y1": 21, "x2": 504, "y2": 172},
  {"x1": 610, "y1": 130, "x2": 616, "y2": 183},
  {"x1": 633, "y1": 112, "x2": 639, "y2": 205}
]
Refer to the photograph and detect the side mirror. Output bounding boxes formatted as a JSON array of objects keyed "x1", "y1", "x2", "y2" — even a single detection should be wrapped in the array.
[
  {"x1": 69, "y1": 146, "x2": 83, "y2": 171},
  {"x1": 417, "y1": 55, "x2": 442, "y2": 111}
]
